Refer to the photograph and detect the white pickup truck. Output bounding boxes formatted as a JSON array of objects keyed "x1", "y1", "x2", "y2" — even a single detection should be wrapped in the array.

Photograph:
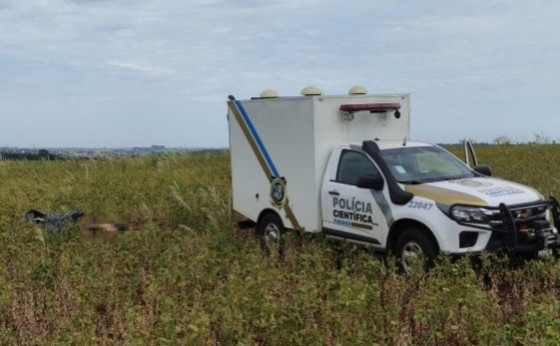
[{"x1": 227, "y1": 87, "x2": 560, "y2": 271}]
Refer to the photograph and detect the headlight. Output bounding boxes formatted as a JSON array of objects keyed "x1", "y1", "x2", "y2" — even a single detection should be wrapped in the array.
[
  {"x1": 451, "y1": 205, "x2": 503, "y2": 226},
  {"x1": 451, "y1": 206, "x2": 491, "y2": 223},
  {"x1": 438, "y1": 203, "x2": 502, "y2": 227}
]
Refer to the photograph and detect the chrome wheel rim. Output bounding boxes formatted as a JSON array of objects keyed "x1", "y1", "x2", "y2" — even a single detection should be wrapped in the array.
[
  {"x1": 401, "y1": 241, "x2": 424, "y2": 274},
  {"x1": 263, "y1": 223, "x2": 281, "y2": 244}
]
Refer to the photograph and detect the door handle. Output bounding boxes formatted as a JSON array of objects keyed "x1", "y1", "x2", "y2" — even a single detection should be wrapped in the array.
[{"x1": 329, "y1": 190, "x2": 340, "y2": 196}]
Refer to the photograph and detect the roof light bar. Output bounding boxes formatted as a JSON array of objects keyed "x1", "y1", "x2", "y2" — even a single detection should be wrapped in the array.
[
  {"x1": 339, "y1": 103, "x2": 401, "y2": 112},
  {"x1": 340, "y1": 103, "x2": 402, "y2": 121}
]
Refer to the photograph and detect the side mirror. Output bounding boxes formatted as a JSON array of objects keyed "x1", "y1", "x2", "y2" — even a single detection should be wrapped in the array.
[
  {"x1": 474, "y1": 164, "x2": 492, "y2": 177},
  {"x1": 357, "y1": 174, "x2": 385, "y2": 191}
]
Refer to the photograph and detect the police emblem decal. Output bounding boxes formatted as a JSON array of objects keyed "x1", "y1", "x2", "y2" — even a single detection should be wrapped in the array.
[{"x1": 270, "y1": 177, "x2": 288, "y2": 208}]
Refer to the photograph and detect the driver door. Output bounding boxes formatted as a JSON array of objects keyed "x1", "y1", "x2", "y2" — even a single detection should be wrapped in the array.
[{"x1": 321, "y1": 149, "x2": 390, "y2": 246}]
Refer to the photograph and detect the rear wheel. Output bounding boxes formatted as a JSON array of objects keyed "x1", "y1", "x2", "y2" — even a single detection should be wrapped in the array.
[
  {"x1": 395, "y1": 228, "x2": 438, "y2": 275},
  {"x1": 257, "y1": 213, "x2": 285, "y2": 246}
]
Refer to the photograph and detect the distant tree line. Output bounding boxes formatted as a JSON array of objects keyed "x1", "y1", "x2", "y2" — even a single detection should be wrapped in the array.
[{"x1": 0, "y1": 149, "x2": 65, "y2": 161}]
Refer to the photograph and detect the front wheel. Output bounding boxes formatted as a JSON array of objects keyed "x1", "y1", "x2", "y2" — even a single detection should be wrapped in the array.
[
  {"x1": 257, "y1": 213, "x2": 285, "y2": 246},
  {"x1": 395, "y1": 228, "x2": 438, "y2": 275}
]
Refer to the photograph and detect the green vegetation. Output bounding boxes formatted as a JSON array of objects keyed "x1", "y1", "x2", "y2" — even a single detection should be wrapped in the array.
[{"x1": 2, "y1": 146, "x2": 560, "y2": 344}]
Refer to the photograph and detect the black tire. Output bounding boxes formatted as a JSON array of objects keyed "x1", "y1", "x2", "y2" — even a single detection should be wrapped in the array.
[
  {"x1": 552, "y1": 245, "x2": 560, "y2": 260},
  {"x1": 395, "y1": 228, "x2": 438, "y2": 275},
  {"x1": 257, "y1": 213, "x2": 285, "y2": 246}
]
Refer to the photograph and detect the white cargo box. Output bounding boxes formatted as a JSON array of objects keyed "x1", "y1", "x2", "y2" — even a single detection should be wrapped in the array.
[{"x1": 228, "y1": 93, "x2": 410, "y2": 232}]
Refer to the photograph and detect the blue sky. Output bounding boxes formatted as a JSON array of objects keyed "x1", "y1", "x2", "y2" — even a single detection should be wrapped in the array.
[{"x1": 1, "y1": 0, "x2": 559, "y2": 148}]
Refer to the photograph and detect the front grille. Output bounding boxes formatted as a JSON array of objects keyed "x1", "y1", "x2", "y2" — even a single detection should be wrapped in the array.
[
  {"x1": 508, "y1": 203, "x2": 549, "y2": 226},
  {"x1": 486, "y1": 199, "x2": 559, "y2": 253},
  {"x1": 487, "y1": 202, "x2": 550, "y2": 233}
]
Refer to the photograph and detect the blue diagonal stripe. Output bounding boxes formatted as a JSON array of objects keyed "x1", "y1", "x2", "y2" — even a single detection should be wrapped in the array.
[{"x1": 235, "y1": 100, "x2": 280, "y2": 177}]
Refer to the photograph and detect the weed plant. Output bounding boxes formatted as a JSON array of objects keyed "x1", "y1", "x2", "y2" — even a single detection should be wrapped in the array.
[{"x1": 1, "y1": 147, "x2": 560, "y2": 344}]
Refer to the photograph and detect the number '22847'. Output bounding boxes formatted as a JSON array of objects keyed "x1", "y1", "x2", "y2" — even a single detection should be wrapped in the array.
[{"x1": 407, "y1": 200, "x2": 433, "y2": 211}]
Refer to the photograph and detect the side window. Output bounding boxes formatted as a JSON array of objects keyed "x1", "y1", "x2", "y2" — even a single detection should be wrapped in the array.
[{"x1": 336, "y1": 150, "x2": 380, "y2": 185}]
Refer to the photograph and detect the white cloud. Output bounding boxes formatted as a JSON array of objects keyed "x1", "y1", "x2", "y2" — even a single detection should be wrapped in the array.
[{"x1": 106, "y1": 61, "x2": 175, "y2": 77}]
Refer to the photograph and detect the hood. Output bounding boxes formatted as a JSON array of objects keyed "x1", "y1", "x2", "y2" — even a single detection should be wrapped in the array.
[{"x1": 404, "y1": 177, "x2": 543, "y2": 207}]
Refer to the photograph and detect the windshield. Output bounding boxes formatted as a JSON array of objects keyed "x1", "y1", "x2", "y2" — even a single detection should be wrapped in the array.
[{"x1": 379, "y1": 146, "x2": 476, "y2": 184}]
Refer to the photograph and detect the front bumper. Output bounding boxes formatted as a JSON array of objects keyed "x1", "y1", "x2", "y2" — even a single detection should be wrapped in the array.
[{"x1": 452, "y1": 197, "x2": 560, "y2": 256}]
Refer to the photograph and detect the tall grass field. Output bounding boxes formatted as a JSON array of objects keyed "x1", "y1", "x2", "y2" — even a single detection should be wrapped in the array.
[{"x1": 2, "y1": 145, "x2": 560, "y2": 345}]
